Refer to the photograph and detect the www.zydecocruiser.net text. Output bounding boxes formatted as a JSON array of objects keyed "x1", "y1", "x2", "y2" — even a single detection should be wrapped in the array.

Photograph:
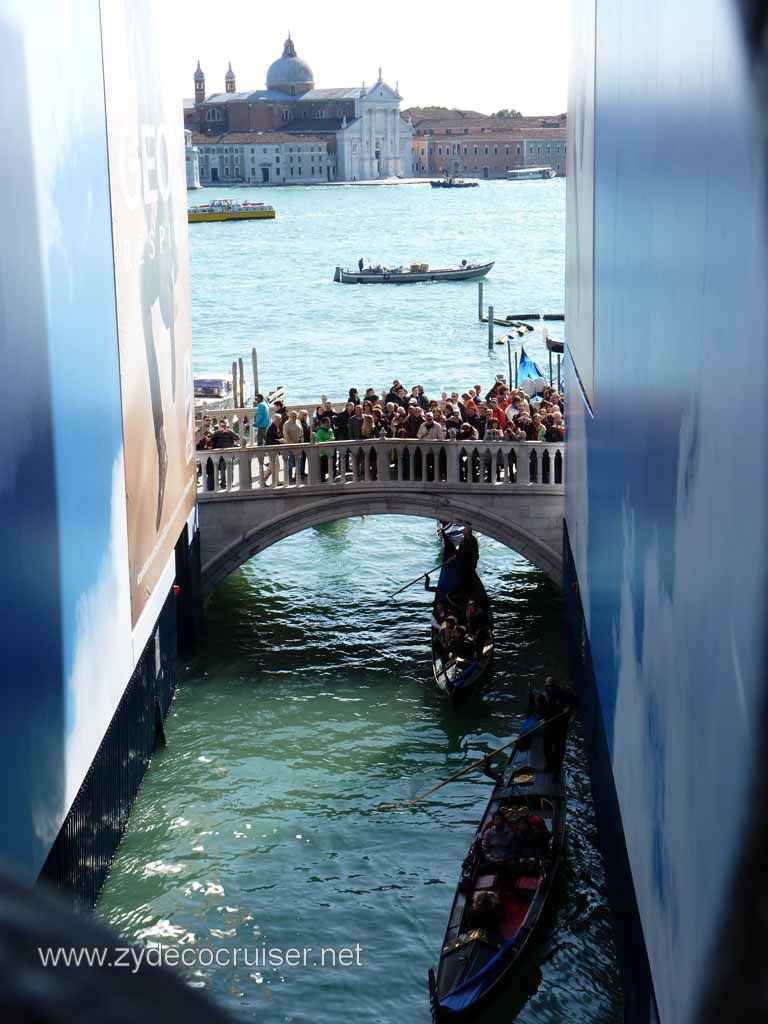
[{"x1": 38, "y1": 943, "x2": 364, "y2": 973}]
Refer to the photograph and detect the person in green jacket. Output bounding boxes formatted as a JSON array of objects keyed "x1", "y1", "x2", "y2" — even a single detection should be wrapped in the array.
[
  {"x1": 315, "y1": 417, "x2": 335, "y2": 443},
  {"x1": 315, "y1": 417, "x2": 335, "y2": 481}
]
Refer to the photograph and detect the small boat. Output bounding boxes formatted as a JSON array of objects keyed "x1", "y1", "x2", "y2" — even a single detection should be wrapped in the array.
[
  {"x1": 430, "y1": 178, "x2": 479, "y2": 189},
  {"x1": 543, "y1": 327, "x2": 564, "y2": 354},
  {"x1": 193, "y1": 375, "x2": 238, "y2": 411},
  {"x1": 506, "y1": 166, "x2": 557, "y2": 181},
  {"x1": 481, "y1": 312, "x2": 565, "y2": 323},
  {"x1": 188, "y1": 199, "x2": 276, "y2": 222},
  {"x1": 431, "y1": 530, "x2": 493, "y2": 702},
  {"x1": 479, "y1": 313, "x2": 535, "y2": 329},
  {"x1": 429, "y1": 696, "x2": 573, "y2": 1020},
  {"x1": 334, "y1": 261, "x2": 493, "y2": 284}
]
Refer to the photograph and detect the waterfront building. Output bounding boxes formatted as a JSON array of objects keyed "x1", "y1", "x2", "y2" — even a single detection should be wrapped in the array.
[
  {"x1": 185, "y1": 128, "x2": 201, "y2": 188},
  {"x1": 184, "y1": 37, "x2": 413, "y2": 181},
  {"x1": 566, "y1": 2, "x2": 768, "y2": 1022},
  {"x1": 409, "y1": 111, "x2": 567, "y2": 178},
  {"x1": 192, "y1": 132, "x2": 333, "y2": 185}
]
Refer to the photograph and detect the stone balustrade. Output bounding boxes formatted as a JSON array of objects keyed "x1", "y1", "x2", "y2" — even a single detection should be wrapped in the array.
[{"x1": 195, "y1": 438, "x2": 564, "y2": 497}]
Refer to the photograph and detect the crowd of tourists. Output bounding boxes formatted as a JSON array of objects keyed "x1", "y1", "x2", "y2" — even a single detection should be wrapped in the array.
[{"x1": 196, "y1": 375, "x2": 565, "y2": 453}]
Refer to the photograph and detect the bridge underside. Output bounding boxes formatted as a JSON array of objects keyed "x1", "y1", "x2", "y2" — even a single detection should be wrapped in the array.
[{"x1": 198, "y1": 487, "x2": 564, "y2": 594}]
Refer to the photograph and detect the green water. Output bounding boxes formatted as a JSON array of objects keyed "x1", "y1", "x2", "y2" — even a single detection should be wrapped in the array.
[{"x1": 98, "y1": 182, "x2": 620, "y2": 1022}]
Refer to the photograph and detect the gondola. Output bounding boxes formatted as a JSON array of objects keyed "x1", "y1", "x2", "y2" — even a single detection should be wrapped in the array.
[
  {"x1": 430, "y1": 531, "x2": 494, "y2": 703},
  {"x1": 429, "y1": 698, "x2": 572, "y2": 1020}
]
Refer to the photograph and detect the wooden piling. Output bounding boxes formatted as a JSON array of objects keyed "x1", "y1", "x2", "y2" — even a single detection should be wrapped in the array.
[
  {"x1": 514, "y1": 351, "x2": 519, "y2": 387},
  {"x1": 478, "y1": 281, "x2": 484, "y2": 320},
  {"x1": 507, "y1": 336, "x2": 513, "y2": 384},
  {"x1": 231, "y1": 361, "x2": 237, "y2": 408},
  {"x1": 488, "y1": 306, "x2": 494, "y2": 350},
  {"x1": 556, "y1": 354, "x2": 561, "y2": 391},
  {"x1": 238, "y1": 357, "x2": 245, "y2": 408},
  {"x1": 549, "y1": 346, "x2": 553, "y2": 386},
  {"x1": 251, "y1": 347, "x2": 259, "y2": 400}
]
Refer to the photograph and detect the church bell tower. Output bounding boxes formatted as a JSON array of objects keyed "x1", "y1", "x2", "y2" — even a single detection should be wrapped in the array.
[
  {"x1": 225, "y1": 62, "x2": 236, "y2": 93},
  {"x1": 194, "y1": 61, "x2": 205, "y2": 105}
]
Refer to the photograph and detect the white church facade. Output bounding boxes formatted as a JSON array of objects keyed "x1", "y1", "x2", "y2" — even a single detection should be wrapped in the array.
[{"x1": 335, "y1": 79, "x2": 413, "y2": 180}]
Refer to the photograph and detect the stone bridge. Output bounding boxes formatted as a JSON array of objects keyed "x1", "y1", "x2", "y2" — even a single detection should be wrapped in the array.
[{"x1": 196, "y1": 437, "x2": 565, "y2": 592}]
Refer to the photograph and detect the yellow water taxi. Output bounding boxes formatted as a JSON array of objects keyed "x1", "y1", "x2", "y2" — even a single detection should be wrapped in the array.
[{"x1": 188, "y1": 199, "x2": 276, "y2": 223}]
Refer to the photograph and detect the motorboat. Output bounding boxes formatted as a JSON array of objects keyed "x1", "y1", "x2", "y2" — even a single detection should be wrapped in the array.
[
  {"x1": 188, "y1": 199, "x2": 276, "y2": 222},
  {"x1": 334, "y1": 261, "x2": 493, "y2": 284}
]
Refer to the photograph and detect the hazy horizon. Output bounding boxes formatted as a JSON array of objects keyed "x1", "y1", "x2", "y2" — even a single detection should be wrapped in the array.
[{"x1": 173, "y1": 0, "x2": 569, "y2": 116}]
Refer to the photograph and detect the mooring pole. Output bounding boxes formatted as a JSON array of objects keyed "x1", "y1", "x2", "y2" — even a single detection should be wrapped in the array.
[
  {"x1": 557, "y1": 354, "x2": 562, "y2": 390},
  {"x1": 251, "y1": 347, "x2": 259, "y2": 400},
  {"x1": 507, "y1": 336, "x2": 513, "y2": 383},
  {"x1": 515, "y1": 351, "x2": 519, "y2": 387},
  {"x1": 231, "y1": 361, "x2": 237, "y2": 409},
  {"x1": 549, "y1": 347, "x2": 553, "y2": 386},
  {"x1": 478, "y1": 281, "x2": 484, "y2": 321},
  {"x1": 238, "y1": 357, "x2": 245, "y2": 408},
  {"x1": 488, "y1": 306, "x2": 494, "y2": 350}
]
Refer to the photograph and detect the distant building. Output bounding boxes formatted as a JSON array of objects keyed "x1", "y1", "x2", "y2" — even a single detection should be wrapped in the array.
[
  {"x1": 192, "y1": 132, "x2": 334, "y2": 185},
  {"x1": 184, "y1": 36, "x2": 413, "y2": 182},
  {"x1": 408, "y1": 111, "x2": 567, "y2": 178},
  {"x1": 185, "y1": 129, "x2": 201, "y2": 188}
]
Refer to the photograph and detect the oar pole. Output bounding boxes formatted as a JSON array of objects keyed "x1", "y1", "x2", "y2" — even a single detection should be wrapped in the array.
[
  {"x1": 390, "y1": 555, "x2": 456, "y2": 599},
  {"x1": 377, "y1": 708, "x2": 571, "y2": 810}
]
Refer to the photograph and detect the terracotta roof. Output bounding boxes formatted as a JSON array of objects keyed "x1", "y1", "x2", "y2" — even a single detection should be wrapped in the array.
[{"x1": 191, "y1": 132, "x2": 329, "y2": 145}]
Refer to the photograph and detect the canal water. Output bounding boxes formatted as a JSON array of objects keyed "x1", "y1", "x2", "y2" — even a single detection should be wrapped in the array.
[{"x1": 98, "y1": 181, "x2": 621, "y2": 1022}]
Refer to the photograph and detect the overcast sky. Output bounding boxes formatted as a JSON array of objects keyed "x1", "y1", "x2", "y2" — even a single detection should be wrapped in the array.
[{"x1": 172, "y1": 0, "x2": 569, "y2": 115}]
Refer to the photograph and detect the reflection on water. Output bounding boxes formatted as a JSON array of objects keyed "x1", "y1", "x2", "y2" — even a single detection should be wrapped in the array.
[{"x1": 98, "y1": 517, "x2": 621, "y2": 1023}]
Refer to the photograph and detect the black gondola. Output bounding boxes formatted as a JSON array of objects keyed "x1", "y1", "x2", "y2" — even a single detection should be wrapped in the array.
[
  {"x1": 429, "y1": 697, "x2": 573, "y2": 1020},
  {"x1": 430, "y1": 529, "x2": 494, "y2": 702}
]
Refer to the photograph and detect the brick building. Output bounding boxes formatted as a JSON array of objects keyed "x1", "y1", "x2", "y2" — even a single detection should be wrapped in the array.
[{"x1": 409, "y1": 110, "x2": 567, "y2": 178}]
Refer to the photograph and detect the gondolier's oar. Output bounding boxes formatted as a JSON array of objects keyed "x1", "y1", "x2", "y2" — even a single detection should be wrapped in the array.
[
  {"x1": 376, "y1": 708, "x2": 571, "y2": 811},
  {"x1": 390, "y1": 556, "x2": 457, "y2": 599}
]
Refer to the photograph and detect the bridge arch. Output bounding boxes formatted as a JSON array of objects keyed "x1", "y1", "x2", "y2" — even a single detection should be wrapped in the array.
[{"x1": 199, "y1": 490, "x2": 563, "y2": 594}]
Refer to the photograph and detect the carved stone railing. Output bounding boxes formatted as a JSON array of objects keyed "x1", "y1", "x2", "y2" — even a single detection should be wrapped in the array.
[{"x1": 195, "y1": 439, "x2": 564, "y2": 497}]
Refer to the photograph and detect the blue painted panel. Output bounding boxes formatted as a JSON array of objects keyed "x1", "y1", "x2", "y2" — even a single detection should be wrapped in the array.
[
  {"x1": 0, "y1": 2, "x2": 133, "y2": 878},
  {"x1": 0, "y1": 10, "x2": 65, "y2": 880},
  {"x1": 567, "y1": 1, "x2": 768, "y2": 1020}
]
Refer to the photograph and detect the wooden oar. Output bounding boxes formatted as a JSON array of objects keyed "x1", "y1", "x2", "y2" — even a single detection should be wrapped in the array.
[
  {"x1": 376, "y1": 708, "x2": 571, "y2": 811},
  {"x1": 390, "y1": 555, "x2": 456, "y2": 599}
]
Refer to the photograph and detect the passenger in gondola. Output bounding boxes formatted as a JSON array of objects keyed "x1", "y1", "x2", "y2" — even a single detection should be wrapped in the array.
[
  {"x1": 430, "y1": 599, "x2": 446, "y2": 629},
  {"x1": 439, "y1": 615, "x2": 459, "y2": 653},
  {"x1": 358, "y1": 257, "x2": 364, "y2": 273},
  {"x1": 480, "y1": 810, "x2": 549, "y2": 869},
  {"x1": 448, "y1": 625, "x2": 476, "y2": 662},
  {"x1": 465, "y1": 599, "x2": 490, "y2": 647}
]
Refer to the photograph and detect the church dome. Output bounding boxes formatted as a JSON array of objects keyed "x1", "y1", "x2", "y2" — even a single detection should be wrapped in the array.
[{"x1": 266, "y1": 36, "x2": 314, "y2": 94}]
